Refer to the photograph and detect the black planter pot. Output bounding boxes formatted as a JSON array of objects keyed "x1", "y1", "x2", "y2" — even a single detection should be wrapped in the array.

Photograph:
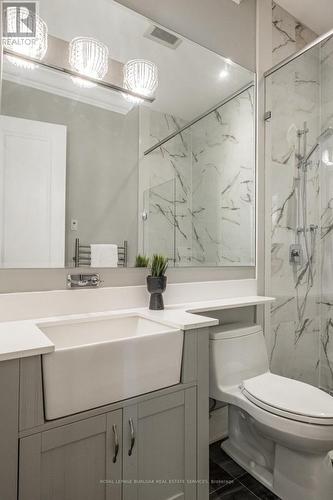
[{"x1": 146, "y1": 275, "x2": 167, "y2": 310}]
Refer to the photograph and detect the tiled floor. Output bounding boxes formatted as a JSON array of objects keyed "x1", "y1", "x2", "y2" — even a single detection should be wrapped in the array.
[{"x1": 209, "y1": 441, "x2": 280, "y2": 499}]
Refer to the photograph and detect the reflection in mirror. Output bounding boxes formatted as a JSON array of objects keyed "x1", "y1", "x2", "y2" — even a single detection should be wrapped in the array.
[{"x1": 0, "y1": 0, "x2": 255, "y2": 269}]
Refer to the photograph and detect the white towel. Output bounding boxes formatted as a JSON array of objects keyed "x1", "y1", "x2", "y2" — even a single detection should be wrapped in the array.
[{"x1": 90, "y1": 244, "x2": 118, "y2": 267}]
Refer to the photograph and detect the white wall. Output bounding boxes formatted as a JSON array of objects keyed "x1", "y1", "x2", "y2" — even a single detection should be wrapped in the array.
[
  {"x1": 115, "y1": 0, "x2": 257, "y2": 71},
  {"x1": 1, "y1": 81, "x2": 140, "y2": 267}
]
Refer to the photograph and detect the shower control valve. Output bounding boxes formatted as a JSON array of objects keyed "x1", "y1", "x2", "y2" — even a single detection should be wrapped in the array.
[{"x1": 289, "y1": 244, "x2": 303, "y2": 265}]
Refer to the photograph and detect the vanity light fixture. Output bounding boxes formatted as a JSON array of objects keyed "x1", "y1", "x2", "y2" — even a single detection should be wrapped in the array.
[
  {"x1": 123, "y1": 59, "x2": 158, "y2": 102},
  {"x1": 3, "y1": 9, "x2": 48, "y2": 70},
  {"x1": 69, "y1": 37, "x2": 109, "y2": 88}
]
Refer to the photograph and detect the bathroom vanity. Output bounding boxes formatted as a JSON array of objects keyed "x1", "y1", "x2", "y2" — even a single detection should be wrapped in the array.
[{"x1": 0, "y1": 291, "x2": 273, "y2": 500}]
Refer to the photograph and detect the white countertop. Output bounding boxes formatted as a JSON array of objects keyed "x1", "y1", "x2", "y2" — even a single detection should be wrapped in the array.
[{"x1": 0, "y1": 295, "x2": 275, "y2": 361}]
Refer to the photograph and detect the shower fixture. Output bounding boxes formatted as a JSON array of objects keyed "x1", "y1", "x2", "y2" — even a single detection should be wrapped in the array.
[
  {"x1": 290, "y1": 122, "x2": 330, "y2": 286},
  {"x1": 301, "y1": 126, "x2": 333, "y2": 167},
  {"x1": 291, "y1": 124, "x2": 333, "y2": 284}
]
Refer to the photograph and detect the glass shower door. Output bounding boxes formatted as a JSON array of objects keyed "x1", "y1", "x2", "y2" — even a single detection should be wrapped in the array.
[{"x1": 265, "y1": 43, "x2": 323, "y2": 388}]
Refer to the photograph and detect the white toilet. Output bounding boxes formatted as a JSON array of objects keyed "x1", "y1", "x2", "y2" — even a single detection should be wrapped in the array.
[{"x1": 209, "y1": 322, "x2": 333, "y2": 500}]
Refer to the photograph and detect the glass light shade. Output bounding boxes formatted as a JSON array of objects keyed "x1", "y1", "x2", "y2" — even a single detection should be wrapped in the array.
[
  {"x1": 3, "y1": 9, "x2": 48, "y2": 70},
  {"x1": 122, "y1": 81, "x2": 144, "y2": 104},
  {"x1": 69, "y1": 37, "x2": 109, "y2": 87},
  {"x1": 123, "y1": 59, "x2": 158, "y2": 100}
]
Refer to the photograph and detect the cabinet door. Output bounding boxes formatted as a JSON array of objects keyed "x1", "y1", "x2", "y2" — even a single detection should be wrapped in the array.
[
  {"x1": 19, "y1": 410, "x2": 122, "y2": 500},
  {"x1": 123, "y1": 388, "x2": 197, "y2": 500}
]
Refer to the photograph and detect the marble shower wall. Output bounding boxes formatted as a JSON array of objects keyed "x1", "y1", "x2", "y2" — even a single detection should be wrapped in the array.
[
  {"x1": 139, "y1": 88, "x2": 255, "y2": 266},
  {"x1": 267, "y1": 3, "x2": 333, "y2": 393},
  {"x1": 268, "y1": 45, "x2": 321, "y2": 387},
  {"x1": 319, "y1": 36, "x2": 333, "y2": 392},
  {"x1": 190, "y1": 89, "x2": 255, "y2": 266},
  {"x1": 139, "y1": 107, "x2": 192, "y2": 265},
  {"x1": 268, "y1": 4, "x2": 321, "y2": 388},
  {"x1": 272, "y1": 1, "x2": 317, "y2": 65}
]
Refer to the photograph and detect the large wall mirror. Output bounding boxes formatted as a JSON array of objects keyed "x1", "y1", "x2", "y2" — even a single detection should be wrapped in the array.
[{"x1": 0, "y1": 0, "x2": 255, "y2": 269}]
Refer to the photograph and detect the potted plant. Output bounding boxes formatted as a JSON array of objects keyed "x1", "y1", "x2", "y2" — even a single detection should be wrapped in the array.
[
  {"x1": 146, "y1": 254, "x2": 168, "y2": 310},
  {"x1": 135, "y1": 254, "x2": 150, "y2": 267}
]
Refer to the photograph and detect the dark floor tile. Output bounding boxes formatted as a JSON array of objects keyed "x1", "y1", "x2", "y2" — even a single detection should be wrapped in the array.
[
  {"x1": 210, "y1": 441, "x2": 247, "y2": 479},
  {"x1": 210, "y1": 479, "x2": 258, "y2": 499},
  {"x1": 220, "y1": 459, "x2": 247, "y2": 479},
  {"x1": 210, "y1": 440, "x2": 234, "y2": 467},
  {"x1": 209, "y1": 460, "x2": 235, "y2": 493},
  {"x1": 239, "y1": 473, "x2": 280, "y2": 500}
]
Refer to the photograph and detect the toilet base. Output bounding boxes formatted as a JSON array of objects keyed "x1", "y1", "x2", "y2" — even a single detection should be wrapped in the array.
[
  {"x1": 221, "y1": 439, "x2": 274, "y2": 491},
  {"x1": 223, "y1": 405, "x2": 333, "y2": 500}
]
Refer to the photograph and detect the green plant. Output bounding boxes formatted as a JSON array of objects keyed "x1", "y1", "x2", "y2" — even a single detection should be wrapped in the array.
[
  {"x1": 150, "y1": 254, "x2": 168, "y2": 277},
  {"x1": 135, "y1": 254, "x2": 150, "y2": 267}
]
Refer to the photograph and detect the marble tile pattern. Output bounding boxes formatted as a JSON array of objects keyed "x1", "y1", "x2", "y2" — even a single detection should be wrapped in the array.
[
  {"x1": 272, "y1": 1, "x2": 317, "y2": 65},
  {"x1": 139, "y1": 108, "x2": 192, "y2": 265},
  {"x1": 319, "y1": 36, "x2": 333, "y2": 392},
  {"x1": 139, "y1": 90, "x2": 255, "y2": 267},
  {"x1": 268, "y1": 4, "x2": 333, "y2": 392},
  {"x1": 190, "y1": 89, "x2": 255, "y2": 266},
  {"x1": 268, "y1": 44, "x2": 321, "y2": 388}
]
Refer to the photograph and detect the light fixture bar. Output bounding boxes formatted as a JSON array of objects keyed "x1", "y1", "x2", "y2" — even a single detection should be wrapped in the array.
[{"x1": 3, "y1": 48, "x2": 155, "y2": 103}]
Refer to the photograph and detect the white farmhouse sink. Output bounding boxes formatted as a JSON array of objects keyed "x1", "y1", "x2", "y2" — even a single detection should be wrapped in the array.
[{"x1": 39, "y1": 315, "x2": 183, "y2": 420}]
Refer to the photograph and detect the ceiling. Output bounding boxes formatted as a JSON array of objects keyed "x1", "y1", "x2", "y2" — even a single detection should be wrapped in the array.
[
  {"x1": 276, "y1": 0, "x2": 333, "y2": 35},
  {"x1": 33, "y1": 0, "x2": 253, "y2": 121}
]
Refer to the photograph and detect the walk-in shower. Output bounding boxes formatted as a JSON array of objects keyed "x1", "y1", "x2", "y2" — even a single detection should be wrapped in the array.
[
  {"x1": 265, "y1": 31, "x2": 333, "y2": 394},
  {"x1": 139, "y1": 84, "x2": 256, "y2": 268}
]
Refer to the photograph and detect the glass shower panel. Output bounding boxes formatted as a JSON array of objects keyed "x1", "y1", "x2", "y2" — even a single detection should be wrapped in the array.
[
  {"x1": 320, "y1": 36, "x2": 333, "y2": 393},
  {"x1": 141, "y1": 126, "x2": 192, "y2": 267},
  {"x1": 142, "y1": 179, "x2": 176, "y2": 264},
  {"x1": 141, "y1": 85, "x2": 255, "y2": 267},
  {"x1": 265, "y1": 44, "x2": 322, "y2": 388}
]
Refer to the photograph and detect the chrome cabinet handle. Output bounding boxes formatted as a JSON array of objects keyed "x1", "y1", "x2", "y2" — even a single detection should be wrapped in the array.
[
  {"x1": 128, "y1": 418, "x2": 135, "y2": 456},
  {"x1": 112, "y1": 424, "x2": 119, "y2": 463}
]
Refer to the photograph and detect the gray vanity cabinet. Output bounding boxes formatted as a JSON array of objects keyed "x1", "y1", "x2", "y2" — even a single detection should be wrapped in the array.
[
  {"x1": 19, "y1": 410, "x2": 123, "y2": 500},
  {"x1": 123, "y1": 388, "x2": 197, "y2": 500},
  {"x1": 18, "y1": 387, "x2": 197, "y2": 500}
]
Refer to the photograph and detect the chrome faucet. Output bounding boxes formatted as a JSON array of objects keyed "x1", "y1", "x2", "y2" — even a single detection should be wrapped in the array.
[{"x1": 67, "y1": 273, "x2": 101, "y2": 288}]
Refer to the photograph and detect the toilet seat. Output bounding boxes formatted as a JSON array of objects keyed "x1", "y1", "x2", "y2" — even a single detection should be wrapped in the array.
[{"x1": 241, "y1": 372, "x2": 333, "y2": 425}]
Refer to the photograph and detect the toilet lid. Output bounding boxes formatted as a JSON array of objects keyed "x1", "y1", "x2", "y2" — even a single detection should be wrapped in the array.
[{"x1": 242, "y1": 373, "x2": 333, "y2": 425}]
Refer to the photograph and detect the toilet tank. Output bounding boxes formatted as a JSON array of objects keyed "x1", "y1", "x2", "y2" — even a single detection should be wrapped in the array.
[{"x1": 209, "y1": 323, "x2": 269, "y2": 400}]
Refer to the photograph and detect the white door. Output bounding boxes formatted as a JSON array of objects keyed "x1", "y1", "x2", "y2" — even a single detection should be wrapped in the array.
[{"x1": 0, "y1": 115, "x2": 66, "y2": 268}]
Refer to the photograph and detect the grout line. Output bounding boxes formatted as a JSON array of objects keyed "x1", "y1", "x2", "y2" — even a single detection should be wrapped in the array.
[
  {"x1": 237, "y1": 475, "x2": 276, "y2": 500},
  {"x1": 208, "y1": 479, "x2": 243, "y2": 499}
]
